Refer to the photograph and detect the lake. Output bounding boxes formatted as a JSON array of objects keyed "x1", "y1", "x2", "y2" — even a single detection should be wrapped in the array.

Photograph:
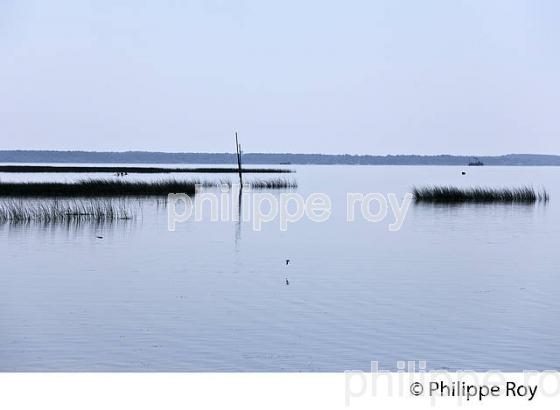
[{"x1": 1, "y1": 165, "x2": 559, "y2": 371}]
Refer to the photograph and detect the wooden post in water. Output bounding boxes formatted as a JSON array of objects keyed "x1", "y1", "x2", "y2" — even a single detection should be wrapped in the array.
[{"x1": 235, "y1": 132, "x2": 243, "y2": 186}]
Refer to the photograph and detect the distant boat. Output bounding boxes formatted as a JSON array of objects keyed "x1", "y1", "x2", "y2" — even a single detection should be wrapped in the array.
[
  {"x1": 279, "y1": 162, "x2": 291, "y2": 165},
  {"x1": 468, "y1": 157, "x2": 484, "y2": 166}
]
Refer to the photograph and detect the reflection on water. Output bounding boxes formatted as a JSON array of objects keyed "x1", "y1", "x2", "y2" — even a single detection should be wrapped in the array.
[
  {"x1": 0, "y1": 216, "x2": 135, "y2": 233},
  {"x1": 1, "y1": 165, "x2": 560, "y2": 372}
]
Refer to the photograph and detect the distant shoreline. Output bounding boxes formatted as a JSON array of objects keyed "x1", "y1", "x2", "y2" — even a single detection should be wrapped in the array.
[{"x1": 1, "y1": 151, "x2": 560, "y2": 166}]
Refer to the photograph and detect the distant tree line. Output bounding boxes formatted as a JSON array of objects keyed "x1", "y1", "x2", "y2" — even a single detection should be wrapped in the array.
[{"x1": 1, "y1": 151, "x2": 560, "y2": 166}]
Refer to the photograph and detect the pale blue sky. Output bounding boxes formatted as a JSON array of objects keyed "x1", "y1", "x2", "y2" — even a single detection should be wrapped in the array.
[{"x1": 1, "y1": 0, "x2": 559, "y2": 154}]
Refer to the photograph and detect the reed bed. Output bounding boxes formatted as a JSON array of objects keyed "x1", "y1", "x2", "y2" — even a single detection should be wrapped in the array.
[
  {"x1": 0, "y1": 179, "x2": 199, "y2": 197},
  {"x1": 249, "y1": 178, "x2": 298, "y2": 189},
  {"x1": 0, "y1": 178, "x2": 298, "y2": 197},
  {"x1": 0, "y1": 199, "x2": 133, "y2": 223},
  {"x1": 412, "y1": 186, "x2": 549, "y2": 203},
  {"x1": 199, "y1": 179, "x2": 232, "y2": 188}
]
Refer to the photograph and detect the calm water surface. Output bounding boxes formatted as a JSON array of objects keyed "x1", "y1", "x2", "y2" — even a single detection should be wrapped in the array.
[{"x1": 1, "y1": 165, "x2": 559, "y2": 371}]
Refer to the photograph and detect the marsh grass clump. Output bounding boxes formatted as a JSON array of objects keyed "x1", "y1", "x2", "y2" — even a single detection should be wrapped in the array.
[
  {"x1": 0, "y1": 199, "x2": 134, "y2": 223},
  {"x1": 249, "y1": 178, "x2": 298, "y2": 189},
  {"x1": 0, "y1": 179, "x2": 198, "y2": 197},
  {"x1": 197, "y1": 179, "x2": 232, "y2": 189},
  {"x1": 0, "y1": 178, "x2": 298, "y2": 197},
  {"x1": 412, "y1": 186, "x2": 549, "y2": 204}
]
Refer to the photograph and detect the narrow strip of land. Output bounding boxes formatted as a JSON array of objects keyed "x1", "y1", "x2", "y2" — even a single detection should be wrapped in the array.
[{"x1": 0, "y1": 165, "x2": 292, "y2": 173}]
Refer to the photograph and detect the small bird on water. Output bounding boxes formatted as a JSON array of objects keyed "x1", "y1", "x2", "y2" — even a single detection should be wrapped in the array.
[
  {"x1": 96, "y1": 236, "x2": 103, "y2": 239},
  {"x1": 285, "y1": 278, "x2": 289, "y2": 285},
  {"x1": 286, "y1": 259, "x2": 290, "y2": 265}
]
